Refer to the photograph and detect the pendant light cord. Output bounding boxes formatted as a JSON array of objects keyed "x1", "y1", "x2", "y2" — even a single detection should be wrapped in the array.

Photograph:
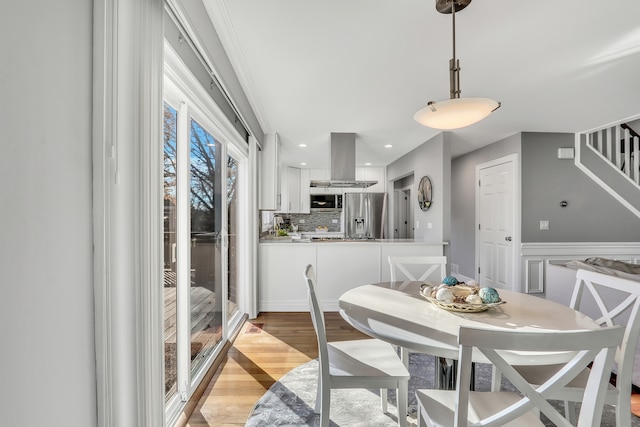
[{"x1": 449, "y1": 0, "x2": 461, "y2": 99}]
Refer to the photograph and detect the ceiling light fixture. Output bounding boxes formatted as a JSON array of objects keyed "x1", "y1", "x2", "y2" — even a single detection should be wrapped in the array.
[{"x1": 414, "y1": 0, "x2": 500, "y2": 130}]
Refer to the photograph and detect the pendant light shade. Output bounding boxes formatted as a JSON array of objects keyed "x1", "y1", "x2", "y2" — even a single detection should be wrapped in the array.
[
  {"x1": 414, "y1": 97, "x2": 500, "y2": 130},
  {"x1": 414, "y1": 0, "x2": 500, "y2": 130}
]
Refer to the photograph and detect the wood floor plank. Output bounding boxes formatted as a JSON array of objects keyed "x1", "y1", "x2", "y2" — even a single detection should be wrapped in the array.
[{"x1": 184, "y1": 312, "x2": 367, "y2": 427}]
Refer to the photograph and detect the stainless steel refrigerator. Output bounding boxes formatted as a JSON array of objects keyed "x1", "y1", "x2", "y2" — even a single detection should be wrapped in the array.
[{"x1": 344, "y1": 192, "x2": 388, "y2": 239}]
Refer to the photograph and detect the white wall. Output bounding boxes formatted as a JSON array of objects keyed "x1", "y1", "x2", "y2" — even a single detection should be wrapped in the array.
[{"x1": 0, "y1": 2, "x2": 96, "y2": 426}]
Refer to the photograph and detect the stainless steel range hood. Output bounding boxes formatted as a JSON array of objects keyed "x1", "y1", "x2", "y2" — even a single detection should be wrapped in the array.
[{"x1": 309, "y1": 133, "x2": 378, "y2": 188}]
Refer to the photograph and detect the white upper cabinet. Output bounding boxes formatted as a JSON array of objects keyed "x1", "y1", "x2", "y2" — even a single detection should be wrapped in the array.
[
  {"x1": 343, "y1": 167, "x2": 386, "y2": 193},
  {"x1": 300, "y1": 169, "x2": 310, "y2": 213},
  {"x1": 258, "y1": 133, "x2": 281, "y2": 210},
  {"x1": 280, "y1": 166, "x2": 302, "y2": 213},
  {"x1": 362, "y1": 166, "x2": 386, "y2": 193}
]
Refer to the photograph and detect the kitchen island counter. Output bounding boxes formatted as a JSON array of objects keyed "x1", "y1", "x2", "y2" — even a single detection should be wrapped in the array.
[
  {"x1": 259, "y1": 240, "x2": 448, "y2": 311},
  {"x1": 259, "y1": 237, "x2": 447, "y2": 245}
]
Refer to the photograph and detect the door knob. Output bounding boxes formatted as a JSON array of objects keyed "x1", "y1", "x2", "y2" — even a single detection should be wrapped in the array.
[{"x1": 505, "y1": 236, "x2": 512, "y2": 241}]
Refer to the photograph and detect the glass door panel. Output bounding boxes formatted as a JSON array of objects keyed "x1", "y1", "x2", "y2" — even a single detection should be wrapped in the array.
[
  {"x1": 226, "y1": 155, "x2": 239, "y2": 321},
  {"x1": 163, "y1": 102, "x2": 178, "y2": 402},
  {"x1": 188, "y1": 118, "x2": 223, "y2": 376}
]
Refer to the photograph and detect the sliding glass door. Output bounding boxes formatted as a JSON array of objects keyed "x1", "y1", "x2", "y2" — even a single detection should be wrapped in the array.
[
  {"x1": 163, "y1": 70, "x2": 248, "y2": 419},
  {"x1": 188, "y1": 118, "x2": 224, "y2": 376}
]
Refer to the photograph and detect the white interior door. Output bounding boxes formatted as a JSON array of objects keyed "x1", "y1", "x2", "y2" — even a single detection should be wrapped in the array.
[{"x1": 476, "y1": 156, "x2": 517, "y2": 291}]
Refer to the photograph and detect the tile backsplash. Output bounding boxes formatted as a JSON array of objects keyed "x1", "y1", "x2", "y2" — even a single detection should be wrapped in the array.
[{"x1": 288, "y1": 212, "x2": 342, "y2": 232}]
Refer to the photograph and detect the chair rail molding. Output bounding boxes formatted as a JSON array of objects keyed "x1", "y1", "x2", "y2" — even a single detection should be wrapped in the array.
[
  {"x1": 93, "y1": 0, "x2": 164, "y2": 426},
  {"x1": 520, "y1": 242, "x2": 640, "y2": 295}
]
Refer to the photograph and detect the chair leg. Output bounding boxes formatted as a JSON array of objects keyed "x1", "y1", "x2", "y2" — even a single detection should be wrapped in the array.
[
  {"x1": 617, "y1": 392, "x2": 632, "y2": 427},
  {"x1": 416, "y1": 396, "x2": 425, "y2": 427},
  {"x1": 401, "y1": 346, "x2": 409, "y2": 367},
  {"x1": 315, "y1": 375, "x2": 322, "y2": 413},
  {"x1": 564, "y1": 401, "x2": 577, "y2": 426},
  {"x1": 380, "y1": 388, "x2": 388, "y2": 413},
  {"x1": 490, "y1": 364, "x2": 502, "y2": 392},
  {"x1": 397, "y1": 380, "x2": 408, "y2": 427},
  {"x1": 318, "y1": 385, "x2": 331, "y2": 427}
]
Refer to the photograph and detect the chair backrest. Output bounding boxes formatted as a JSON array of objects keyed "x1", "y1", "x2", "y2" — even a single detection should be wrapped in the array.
[
  {"x1": 388, "y1": 256, "x2": 447, "y2": 283},
  {"x1": 303, "y1": 265, "x2": 330, "y2": 379},
  {"x1": 570, "y1": 269, "x2": 640, "y2": 393},
  {"x1": 454, "y1": 325, "x2": 625, "y2": 427}
]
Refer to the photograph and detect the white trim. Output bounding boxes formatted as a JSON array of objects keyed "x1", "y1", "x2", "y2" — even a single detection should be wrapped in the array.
[
  {"x1": 92, "y1": 0, "x2": 164, "y2": 426},
  {"x1": 475, "y1": 153, "x2": 521, "y2": 292},
  {"x1": 575, "y1": 130, "x2": 640, "y2": 220},
  {"x1": 521, "y1": 242, "x2": 640, "y2": 257},
  {"x1": 248, "y1": 136, "x2": 260, "y2": 318},
  {"x1": 520, "y1": 242, "x2": 640, "y2": 295},
  {"x1": 201, "y1": 0, "x2": 270, "y2": 133},
  {"x1": 164, "y1": 44, "x2": 249, "y2": 157}
]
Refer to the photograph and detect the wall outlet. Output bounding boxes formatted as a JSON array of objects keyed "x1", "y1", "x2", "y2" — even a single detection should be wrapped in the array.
[
  {"x1": 299, "y1": 219, "x2": 305, "y2": 223},
  {"x1": 332, "y1": 219, "x2": 338, "y2": 224},
  {"x1": 540, "y1": 220, "x2": 549, "y2": 230},
  {"x1": 427, "y1": 222, "x2": 433, "y2": 229}
]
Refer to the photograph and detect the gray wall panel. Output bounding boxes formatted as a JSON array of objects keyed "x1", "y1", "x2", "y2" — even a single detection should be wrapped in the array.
[{"x1": 521, "y1": 132, "x2": 640, "y2": 241}]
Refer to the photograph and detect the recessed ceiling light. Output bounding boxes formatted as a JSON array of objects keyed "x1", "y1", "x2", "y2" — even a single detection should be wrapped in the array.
[
  {"x1": 365, "y1": 162, "x2": 372, "y2": 166},
  {"x1": 298, "y1": 144, "x2": 307, "y2": 148},
  {"x1": 300, "y1": 162, "x2": 307, "y2": 166},
  {"x1": 384, "y1": 144, "x2": 393, "y2": 148}
]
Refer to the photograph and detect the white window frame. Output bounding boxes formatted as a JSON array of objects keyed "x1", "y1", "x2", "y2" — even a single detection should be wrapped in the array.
[{"x1": 163, "y1": 42, "x2": 250, "y2": 424}]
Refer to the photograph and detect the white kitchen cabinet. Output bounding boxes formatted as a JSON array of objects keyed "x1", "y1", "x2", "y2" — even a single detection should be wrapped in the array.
[
  {"x1": 258, "y1": 240, "x2": 447, "y2": 311},
  {"x1": 258, "y1": 244, "x2": 316, "y2": 311},
  {"x1": 316, "y1": 245, "x2": 381, "y2": 305},
  {"x1": 300, "y1": 169, "x2": 310, "y2": 213},
  {"x1": 358, "y1": 166, "x2": 386, "y2": 193},
  {"x1": 309, "y1": 168, "x2": 329, "y2": 194},
  {"x1": 280, "y1": 166, "x2": 301, "y2": 213},
  {"x1": 258, "y1": 132, "x2": 281, "y2": 210}
]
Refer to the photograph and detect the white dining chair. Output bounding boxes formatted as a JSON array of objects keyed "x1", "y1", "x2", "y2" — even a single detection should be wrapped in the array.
[
  {"x1": 388, "y1": 256, "x2": 448, "y2": 367},
  {"x1": 303, "y1": 265, "x2": 410, "y2": 427},
  {"x1": 388, "y1": 255, "x2": 447, "y2": 285},
  {"x1": 495, "y1": 269, "x2": 640, "y2": 427},
  {"x1": 416, "y1": 325, "x2": 625, "y2": 427}
]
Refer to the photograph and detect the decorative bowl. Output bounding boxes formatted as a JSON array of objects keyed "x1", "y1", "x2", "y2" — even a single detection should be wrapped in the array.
[{"x1": 419, "y1": 286, "x2": 505, "y2": 312}]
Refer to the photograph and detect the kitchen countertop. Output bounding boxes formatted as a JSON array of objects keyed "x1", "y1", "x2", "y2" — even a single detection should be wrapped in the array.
[{"x1": 259, "y1": 236, "x2": 448, "y2": 245}]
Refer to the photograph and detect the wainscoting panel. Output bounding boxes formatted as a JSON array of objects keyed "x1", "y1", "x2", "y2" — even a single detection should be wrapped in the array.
[{"x1": 520, "y1": 242, "x2": 640, "y2": 295}]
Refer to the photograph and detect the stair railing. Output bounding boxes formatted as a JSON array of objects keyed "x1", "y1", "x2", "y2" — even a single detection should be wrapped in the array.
[{"x1": 587, "y1": 122, "x2": 640, "y2": 185}]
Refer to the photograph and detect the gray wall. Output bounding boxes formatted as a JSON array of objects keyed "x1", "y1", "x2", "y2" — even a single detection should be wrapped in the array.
[
  {"x1": 451, "y1": 131, "x2": 640, "y2": 279},
  {"x1": 1, "y1": 2, "x2": 96, "y2": 426},
  {"x1": 521, "y1": 132, "x2": 640, "y2": 241},
  {"x1": 386, "y1": 133, "x2": 451, "y2": 243},
  {"x1": 450, "y1": 134, "x2": 521, "y2": 278}
]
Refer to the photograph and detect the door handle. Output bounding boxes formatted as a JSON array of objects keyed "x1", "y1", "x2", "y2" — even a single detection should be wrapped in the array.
[{"x1": 505, "y1": 236, "x2": 512, "y2": 241}]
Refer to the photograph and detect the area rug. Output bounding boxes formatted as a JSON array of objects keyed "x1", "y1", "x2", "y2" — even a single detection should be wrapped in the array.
[{"x1": 245, "y1": 353, "x2": 640, "y2": 426}]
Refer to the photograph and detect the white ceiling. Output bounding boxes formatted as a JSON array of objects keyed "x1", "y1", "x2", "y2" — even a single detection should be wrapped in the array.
[{"x1": 203, "y1": 0, "x2": 640, "y2": 169}]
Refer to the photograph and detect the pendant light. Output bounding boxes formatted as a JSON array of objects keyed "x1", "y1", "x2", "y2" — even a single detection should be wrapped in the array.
[{"x1": 414, "y1": 0, "x2": 500, "y2": 130}]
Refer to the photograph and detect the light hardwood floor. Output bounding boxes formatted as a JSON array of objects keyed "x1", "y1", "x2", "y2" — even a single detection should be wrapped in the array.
[{"x1": 185, "y1": 312, "x2": 368, "y2": 426}]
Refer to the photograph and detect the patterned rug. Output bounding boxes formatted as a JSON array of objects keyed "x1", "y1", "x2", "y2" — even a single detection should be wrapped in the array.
[{"x1": 245, "y1": 353, "x2": 640, "y2": 426}]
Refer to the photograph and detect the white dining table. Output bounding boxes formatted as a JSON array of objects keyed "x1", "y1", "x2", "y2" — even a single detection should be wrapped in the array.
[{"x1": 338, "y1": 281, "x2": 602, "y2": 367}]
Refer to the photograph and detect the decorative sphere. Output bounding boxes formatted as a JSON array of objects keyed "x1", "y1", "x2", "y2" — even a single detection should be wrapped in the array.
[
  {"x1": 436, "y1": 288, "x2": 455, "y2": 303},
  {"x1": 442, "y1": 276, "x2": 458, "y2": 286},
  {"x1": 479, "y1": 287, "x2": 500, "y2": 303},
  {"x1": 465, "y1": 294, "x2": 483, "y2": 305}
]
